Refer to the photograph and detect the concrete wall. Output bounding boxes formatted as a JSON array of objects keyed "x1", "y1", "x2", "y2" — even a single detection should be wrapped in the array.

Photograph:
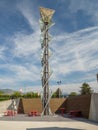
[
  {"x1": 89, "y1": 93, "x2": 98, "y2": 122},
  {"x1": 21, "y1": 98, "x2": 42, "y2": 114},
  {"x1": 18, "y1": 95, "x2": 91, "y2": 118},
  {"x1": 19, "y1": 98, "x2": 66, "y2": 114},
  {"x1": 65, "y1": 95, "x2": 91, "y2": 118},
  {"x1": 50, "y1": 98, "x2": 66, "y2": 114},
  {"x1": 0, "y1": 100, "x2": 12, "y2": 114},
  {"x1": 0, "y1": 95, "x2": 92, "y2": 119}
]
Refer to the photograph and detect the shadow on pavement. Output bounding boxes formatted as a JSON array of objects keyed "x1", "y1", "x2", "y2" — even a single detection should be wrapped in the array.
[
  {"x1": 60, "y1": 114, "x2": 98, "y2": 126},
  {"x1": 27, "y1": 127, "x2": 84, "y2": 130},
  {"x1": 66, "y1": 116, "x2": 98, "y2": 126}
]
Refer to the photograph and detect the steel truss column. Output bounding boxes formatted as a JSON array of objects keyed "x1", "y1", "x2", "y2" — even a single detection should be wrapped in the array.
[
  {"x1": 39, "y1": 7, "x2": 55, "y2": 115},
  {"x1": 43, "y1": 23, "x2": 49, "y2": 115}
]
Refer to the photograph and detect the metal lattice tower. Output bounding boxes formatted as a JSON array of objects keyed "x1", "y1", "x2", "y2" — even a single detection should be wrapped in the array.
[{"x1": 39, "y1": 7, "x2": 55, "y2": 115}]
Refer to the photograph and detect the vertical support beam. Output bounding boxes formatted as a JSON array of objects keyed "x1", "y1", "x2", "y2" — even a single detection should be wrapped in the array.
[{"x1": 43, "y1": 23, "x2": 49, "y2": 115}]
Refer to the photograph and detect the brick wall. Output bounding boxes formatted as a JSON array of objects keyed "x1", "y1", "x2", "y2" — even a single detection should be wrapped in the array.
[{"x1": 65, "y1": 95, "x2": 91, "y2": 118}]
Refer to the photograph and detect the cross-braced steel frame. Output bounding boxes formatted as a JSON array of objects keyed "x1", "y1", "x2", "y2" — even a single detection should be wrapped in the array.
[{"x1": 39, "y1": 7, "x2": 55, "y2": 115}]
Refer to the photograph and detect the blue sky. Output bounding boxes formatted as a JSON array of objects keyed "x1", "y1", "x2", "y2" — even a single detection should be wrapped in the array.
[{"x1": 0, "y1": 0, "x2": 98, "y2": 94}]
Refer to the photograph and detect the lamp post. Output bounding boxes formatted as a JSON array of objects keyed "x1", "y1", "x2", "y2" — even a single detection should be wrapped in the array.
[{"x1": 39, "y1": 7, "x2": 55, "y2": 115}]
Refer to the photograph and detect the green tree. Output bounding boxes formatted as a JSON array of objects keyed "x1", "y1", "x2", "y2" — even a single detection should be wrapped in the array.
[
  {"x1": 69, "y1": 92, "x2": 77, "y2": 97},
  {"x1": 26, "y1": 92, "x2": 34, "y2": 98},
  {"x1": 0, "y1": 92, "x2": 10, "y2": 101},
  {"x1": 52, "y1": 88, "x2": 62, "y2": 98},
  {"x1": 80, "y1": 82, "x2": 93, "y2": 95},
  {"x1": 23, "y1": 92, "x2": 40, "y2": 98},
  {"x1": 0, "y1": 91, "x2": 3, "y2": 95},
  {"x1": 11, "y1": 91, "x2": 21, "y2": 98}
]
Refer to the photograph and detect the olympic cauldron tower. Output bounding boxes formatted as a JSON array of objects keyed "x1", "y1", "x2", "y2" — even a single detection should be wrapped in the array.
[{"x1": 39, "y1": 7, "x2": 55, "y2": 115}]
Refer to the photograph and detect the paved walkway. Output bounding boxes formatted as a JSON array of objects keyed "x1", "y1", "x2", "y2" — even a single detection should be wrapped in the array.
[{"x1": 0, "y1": 114, "x2": 98, "y2": 130}]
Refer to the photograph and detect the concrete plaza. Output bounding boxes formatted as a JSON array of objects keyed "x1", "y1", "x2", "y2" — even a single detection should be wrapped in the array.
[{"x1": 0, "y1": 114, "x2": 98, "y2": 130}]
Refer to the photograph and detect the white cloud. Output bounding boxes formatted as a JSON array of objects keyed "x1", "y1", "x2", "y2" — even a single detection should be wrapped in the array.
[
  {"x1": 0, "y1": 63, "x2": 40, "y2": 82},
  {"x1": 11, "y1": 1, "x2": 41, "y2": 59},
  {"x1": 69, "y1": 0, "x2": 98, "y2": 24},
  {"x1": 51, "y1": 26, "x2": 98, "y2": 82},
  {"x1": 0, "y1": 1, "x2": 42, "y2": 89},
  {"x1": 12, "y1": 31, "x2": 40, "y2": 57},
  {"x1": 1, "y1": 24, "x2": 98, "y2": 92},
  {"x1": 17, "y1": 0, "x2": 39, "y2": 31},
  {"x1": 0, "y1": 0, "x2": 98, "y2": 93},
  {"x1": 13, "y1": 64, "x2": 40, "y2": 81},
  {"x1": 0, "y1": 77, "x2": 16, "y2": 88},
  {"x1": 0, "y1": 46, "x2": 7, "y2": 60}
]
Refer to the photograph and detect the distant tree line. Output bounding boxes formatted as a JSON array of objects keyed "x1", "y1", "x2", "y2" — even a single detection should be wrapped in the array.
[
  {"x1": 0, "y1": 82, "x2": 94, "y2": 101},
  {"x1": 0, "y1": 91, "x2": 40, "y2": 101},
  {"x1": 69, "y1": 82, "x2": 93, "y2": 97},
  {"x1": 52, "y1": 82, "x2": 93, "y2": 98},
  {"x1": 52, "y1": 88, "x2": 63, "y2": 98}
]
